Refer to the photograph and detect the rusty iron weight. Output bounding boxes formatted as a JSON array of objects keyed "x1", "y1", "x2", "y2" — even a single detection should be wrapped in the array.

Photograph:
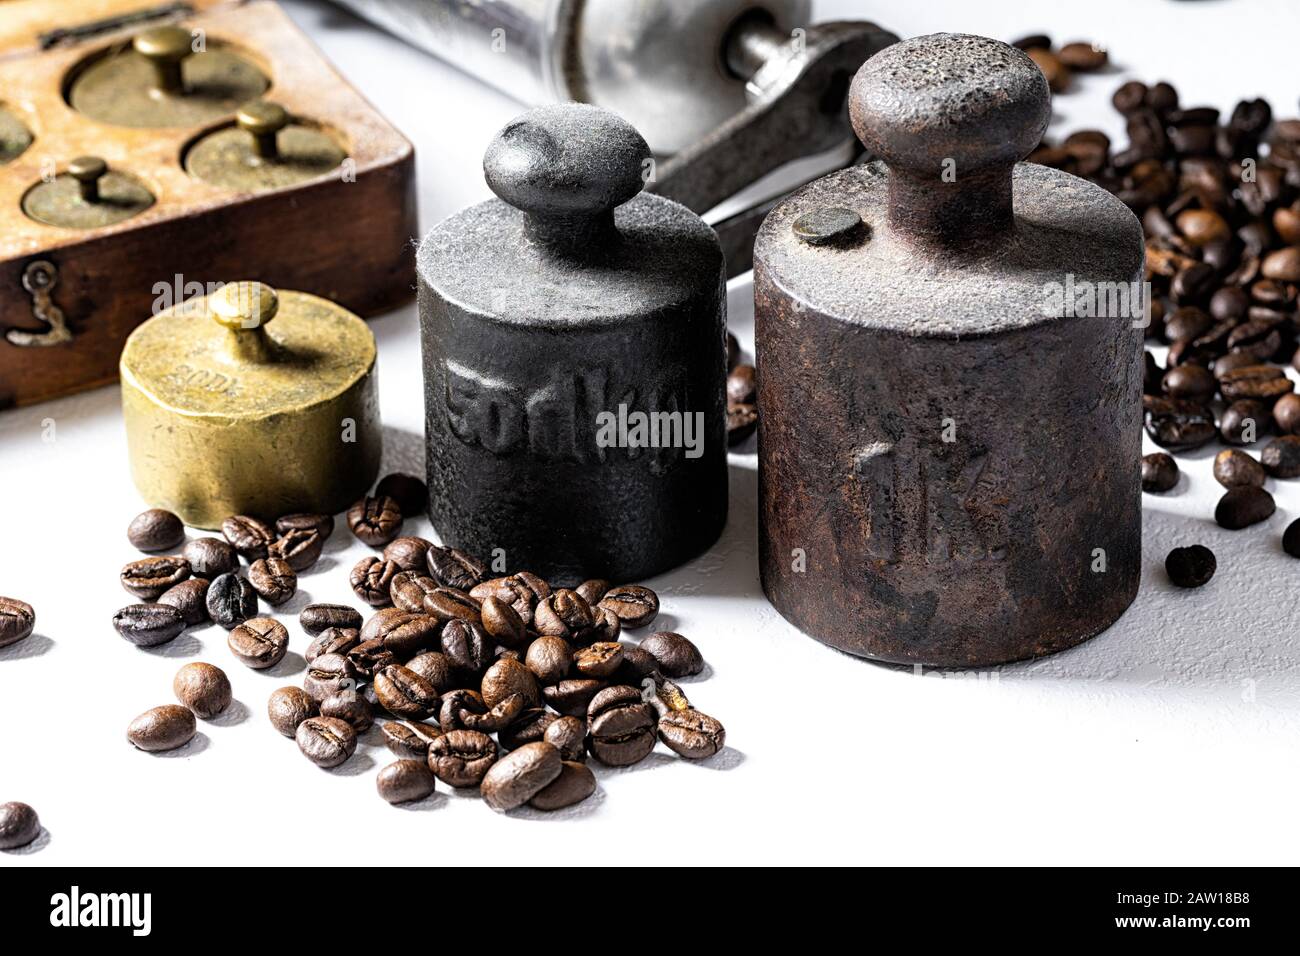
[
  {"x1": 417, "y1": 104, "x2": 728, "y2": 585},
  {"x1": 753, "y1": 34, "x2": 1146, "y2": 667},
  {"x1": 185, "y1": 100, "x2": 348, "y2": 191},
  {"x1": 21, "y1": 155, "x2": 155, "y2": 229}
]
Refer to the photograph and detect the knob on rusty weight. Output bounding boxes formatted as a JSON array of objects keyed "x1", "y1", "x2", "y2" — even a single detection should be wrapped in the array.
[
  {"x1": 417, "y1": 104, "x2": 728, "y2": 584},
  {"x1": 753, "y1": 34, "x2": 1145, "y2": 666},
  {"x1": 185, "y1": 100, "x2": 348, "y2": 190},
  {"x1": 21, "y1": 155, "x2": 155, "y2": 229},
  {"x1": 120, "y1": 281, "x2": 382, "y2": 529}
]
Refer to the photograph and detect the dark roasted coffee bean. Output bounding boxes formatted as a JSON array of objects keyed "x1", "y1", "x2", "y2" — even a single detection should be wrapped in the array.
[
  {"x1": 461, "y1": 693, "x2": 526, "y2": 734},
  {"x1": 1220, "y1": 399, "x2": 1268, "y2": 445},
  {"x1": 360, "y1": 607, "x2": 441, "y2": 656},
  {"x1": 248, "y1": 557, "x2": 296, "y2": 606},
  {"x1": 1027, "y1": 47, "x2": 1069, "y2": 93},
  {"x1": 727, "y1": 403, "x2": 758, "y2": 444},
  {"x1": 533, "y1": 589, "x2": 593, "y2": 640},
  {"x1": 1141, "y1": 453, "x2": 1179, "y2": 493},
  {"x1": 1161, "y1": 363, "x2": 1215, "y2": 402},
  {"x1": 350, "y1": 556, "x2": 398, "y2": 607},
  {"x1": 127, "y1": 704, "x2": 196, "y2": 752},
  {"x1": 346, "y1": 639, "x2": 396, "y2": 680},
  {"x1": 1213, "y1": 449, "x2": 1266, "y2": 489},
  {"x1": 440, "y1": 619, "x2": 494, "y2": 677},
  {"x1": 1163, "y1": 306, "x2": 1211, "y2": 343},
  {"x1": 383, "y1": 536, "x2": 432, "y2": 572},
  {"x1": 300, "y1": 603, "x2": 362, "y2": 635},
  {"x1": 127, "y1": 509, "x2": 184, "y2": 552},
  {"x1": 206, "y1": 573, "x2": 257, "y2": 630},
  {"x1": 598, "y1": 585, "x2": 659, "y2": 629},
  {"x1": 727, "y1": 363, "x2": 756, "y2": 406},
  {"x1": 221, "y1": 515, "x2": 275, "y2": 560},
  {"x1": 113, "y1": 603, "x2": 185, "y2": 647},
  {"x1": 1165, "y1": 545, "x2": 1216, "y2": 588},
  {"x1": 381, "y1": 720, "x2": 443, "y2": 759},
  {"x1": 0, "y1": 597, "x2": 36, "y2": 648},
  {"x1": 377, "y1": 759, "x2": 436, "y2": 804},
  {"x1": 481, "y1": 741, "x2": 563, "y2": 812},
  {"x1": 544, "y1": 678, "x2": 606, "y2": 717},
  {"x1": 1283, "y1": 518, "x2": 1300, "y2": 558},
  {"x1": 480, "y1": 596, "x2": 527, "y2": 649},
  {"x1": 586, "y1": 605, "x2": 622, "y2": 645},
  {"x1": 543, "y1": 715, "x2": 586, "y2": 762},
  {"x1": 183, "y1": 537, "x2": 238, "y2": 577},
  {"x1": 320, "y1": 689, "x2": 373, "y2": 732},
  {"x1": 528, "y1": 761, "x2": 596, "y2": 811},
  {"x1": 574, "y1": 579, "x2": 610, "y2": 606},
  {"x1": 615, "y1": 642, "x2": 659, "y2": 683},
  {"x1": 305, "y1": 626, "x2": 360, "y2": 664},
  {"x1": 1209, "y1": 286, "x2": 1249, "y2": 322},
  {"x1": 1262, "y1": 436, "x2": 1300, "y2": 478},
  {"x1": 1226, "y1": 320, "x2": 1282, "y2": 362},
  {"x1": 1145, "y1": 81, "x2": 1178, "y2": 114},
  {"x1": 586, "y1": 685, "x2": 657, "y2": 766},
  {"x1": 438, "y1": 688, "x2": 488, "y2": 732},
  {"x1": 525, "y1": 635, "x2": 572, "y2": 684},
  {"x1": 374, "y1": 664, "x2": 440, "y2": 718},
  {"x1": 1262, "y1": 247, "x2": 1300, "y2": 282},
  {"x1": 228, "y1": 617, "x2": 289, "y2": 670},
  {"x1": 481, "y1": 657, "x2": 541, "y2": 709},
  {"x1": 1273, "y1": 393, "x2": 1300, "y2": 435},
  {"x1": 1057, "y1": 40, "x2": 1106, "y2": 71},
  {"x1": 390, "y1": 571, "x2": 440, "y2": 614},
  {"x1": 1215, "y1": 486, "x2": 1276, "y2": 530},
  {"x1": 427, "y1": 729, "x2": 498, "y2": 787},
  {"x1": 268, "y1": 686, "x2": 317, "y2": 736},
  {"x1": 574, "y1": 641, "x2": 623, "y2": 679},
  {"x1": 658, "y1": 708, "x2": 726, "y2": 759},
  {"x1": 173, "y1": 662, "x2": 231, "y2": 719},
  {"x1": 1219, "y1": 365, "x2": 1293, "y2": 402},
  {"x1": 157, "y1": 578, "x2": 210, "y2": 626},
  {"x1": 404, "y1": 651, "x2": 456, "y2": 692},
  {"x1": 303, "y1": 653, "x2": 360, "y2": 701},
  {"x1": 1143, "y1": 397, "x2": 1216, "y2": 450},
  {"x1": 347, "y1": 495, "x2": 403, "y2": 546},
  {"x1": 0, "y1": 802, "x2": 40, "y2": 849},
  {"x1": 426, "y1": 546, "x2": 487, "y2": 591},
  {"x1": 375, "y1": 473, "x2": 427, "y2": 518},
  {"x1": 1171, "y1": 262, "x2": 1216, "y2": 304},
  {"x1": 1213, "y1": 350, "x2": 1260, "y2": 380},
  {"x1": 422, "y1": 587, "x2": 481, "y2": 625},
  {"x1": 275, "y1": 512, "x2": 334, "y2": 541},
  {"x1": 120, "y1": 555, "x2": 190, "y2": 600},
  {"x1": 296, "y1": 716, "x2": 357, "y2": 768},
  {"x1": 267, "y1": 529, "x2": 324, "y2": 572},
  {"x1": 1112, "y1": 80, "x2": 1147, "y2": 114},
  {"x1": 726, "y1": 330, "x2": 741, "y2": 370},
  {"x1": 1010, "y1": 33, "x2": 1050, "y2": 51},
  {"x1": 499, "y1": 708, "x2": 557, "y2": 750},
  {"x1": 640, "y1": 631, "x2": 704, "y2": 677}
]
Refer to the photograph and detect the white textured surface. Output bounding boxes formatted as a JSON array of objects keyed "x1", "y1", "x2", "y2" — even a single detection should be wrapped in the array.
[{"x1": 2, "y1": 0, "x2": 1300, "y2": 866}]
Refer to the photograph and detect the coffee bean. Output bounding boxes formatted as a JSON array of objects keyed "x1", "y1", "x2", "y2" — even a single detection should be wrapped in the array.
[
  {"x1": 377, "y1": 759, "x2": 436, "y2": 804},
  {"x1": 228, "y1": 617, "x2": 289, "y2": 669},
  {"x1": 346, "y1": 639, "x2": 396, "y2": 680},
  {"x1": 221, "y1": 515, "x2": 276, "y2": 560},
  {"x1": 1057, "y1": 40, "x2": 1106, "y2": 71},
  {"x1": 726, "y1": 330, "x2": 741, "y2": 370},
  {"x1": 267, "y1": 528, "x2": 324, "y2": 572},
  {"x1": 268, "y1": 686, "x2": 317, "y2": 737},
  {"x1": 390, "y1": 571, "x2": 440, "y2": 613},
  {"x1": 1219, "y1": 365, "x2": 1293, "y2": 402},
  {"x1": 275, "y1": 512, "x2": 334, "y2": 541},
  {"x1": 525, "y1": 635, "x2": 572, "y2": 684},
  {"x1": 498, "y1": 709, "x2": 557, "y2": 750},
  {"x1": 1027, "y1": 47, "x2": 1069, "y2": 93},
  {"x1": 585, "y1": 685, "x2": 657, "y2": 766},
  {"x1": 1165, "y1": 545, "x2": 1216, "y2": 588},
  {"x1": 374, "y1": 664, "x2": 441, "y2": 718},
  {"x1": 173, "y1": 662, "x2": 231, "y2": 718},
  {"x1": 383, "y1": 536, "x2": 432, "y2": 572},
  {"x1": 1112, "y1": 80, "x2": 1147, "y2": 114},
  {"x1": 1161, "y1": 363, "x2": 1215, "y2": 402},
  {"x1": 1171, "y1": 262, "x2": 1216, "y2": 304},
  {"x1": 347, "y1": 495, "x2": 403, "y2": 546},
  {"x1": 1213, "y1": 449, "x2": 1266, "y2": 489},
  {"x1": 1215, "y1": 486, "x2": 1276, "y2": 529},
  {"x1": 380, "y1": 720, "x2": 442, "y2": 759},
  {"x1": 438, "y1": 688, "x2": 488, "y2": 732},
  {"x1": 727, "y1": 363, "x2": 756, "y2": 405},
  {"x1": 305, "y1": 626, "x2": 360, "y2": 664},
  {"x1": 127, "y1": 509, "x2": 184, "y2": 551},
  {"x1": 573, "y1": 642, "x2": 623, "y2": 679},
  {"x1": 0, "y1": 802, "x2": 40, "y2": 849},
  {"x1": 544, "y1": 678, "x2": 606, "y2": 717},
  {"x1": 727, "y1": 403, "x2": 758, "y2": 444},
  {"x1": 463, "y1": 693, "x2": 526, "y2": 733},
  {"x1": 615, "y1": 642, "x2": 659, "y2": 683},
  {"x1": 481, "y1": 741, "x2": 563, "y2": 812},
  {"x1": 350, "y1": 556, "x2": 398, "y2": 607},
  {"x1": 1010, "y1": 33, "x2": 1050, "y2": 51},
  {"x1": 481, "y1": 657, "x2": 541, "y2": 709},
  {"x1": 1140, "y1": 453, "x2": 1179, "y2": 493},
  {"x1": 1262, "y1": 246, "x2": 1300, "y2": 282},
  {"x1": 1274, "y1": 393, "x2": 1300, "y2": 435},
  {"x1": 598, "y1": 585, "x2": 659, "y2": 629},
  {"x1": 470, "y1": 574, "x2": 546, "y2": 618},
  {"x1": 127, "y1": 704, "x2": 196, "y2": 752},
  {"x1": 183, "y1": 537, "x2": 238, "y2": 577},
  {"x1": 588, "y1": 605, "x2": 625, "y2": 645},
  {"x1": 404, "y1": 651, "x2": 456, "y2": 692},
  {"x1": 525, "y1": 761, "x2": 596, "y2": 811},
  {"x1": 120, "y1": 555, "x2": 191, "y2": 600},
  {"x1": 422, "y1": 586, "x2": 482, "y2": 625},
  {"x1": 0, "y1": 596, "x2": 35, "y2": 648},
  {"x1": 113, "y1": 603, "x2": 185, "y2": 647},
  {"x1": 300, "y1": 603, "x2": 362, "y2": 635},
  {"x1": 426, "y1": 546, "x2": 487, "y2": 591},
  {"x1": 639, "y1": 631, "x2": 704, "y2": 678},
  {"x1": 1283, "y1": 518, "x2": 1300, "y2": 558},
  {"x1": 1143, "y1": 396, "x2": 1216, "y2": 450},
  {"x1": 1163, "y1": 306, "x2": 1212, "y2": 343},
  {"x1": 427, "y1": 729, "x2": 498, "y2": 787},
  {"x1": 1262, "y1": 435, "x2": 1300, "y2": 478},
  {"x1": 248, "y1": 557, "x2": 297, "y2": 606},
  {"x1": 360, "y1": 607, "x2": 441, "y2": 658},
  {"x1": 574, "y1": 579, "x2": 609, "y2": 606},
  {"x1": 480, "y1": 596, "x2": 527, "y2": 649},
  {"x1": 543, "y1": 715, "x2": 586, "y2": 762},
  {"x1": 320, "y1": 689, "x2": 373, "y2": 732},
  {"x1": 375, "y1": 473, "x2": 427, "y2": 517},
  {"x1": 440, "y1": 619, "x2": 494, "y2": 677},
  {"x1": 658, "y1": 708, "x2": 726, "y2": 759},
  {"x1": 303, "y1": 653, "x2": 360, "y2": 701},
  {"x1": 296, "y1": 716, "x2": 357, "y2": 768},
  {"x1": 157, "y1": 578, "x2": 210, "y2": 626},
  {"x1": 1220, "y1": 399, "x2": 1268, "y2": 445},
  {"x1": 206, "y1": 573, "x2": 257, "y2": 630}
]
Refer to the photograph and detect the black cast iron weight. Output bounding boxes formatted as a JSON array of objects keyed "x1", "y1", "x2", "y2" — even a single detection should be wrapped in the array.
[
  {"x1": 417, "y1": 104, "x2": 728, "y2": 585},
  {"x1": 754, "y1": 34, "x2": 1145, "y2": 667}
]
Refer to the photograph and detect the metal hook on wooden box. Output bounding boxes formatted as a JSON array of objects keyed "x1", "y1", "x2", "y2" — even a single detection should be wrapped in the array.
[{"x1": 6, "y1": 261, "x2": 73, "y2": 347}]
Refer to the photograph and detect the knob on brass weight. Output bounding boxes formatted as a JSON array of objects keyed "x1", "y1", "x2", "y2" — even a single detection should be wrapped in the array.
[
  {"x1": 120, "y1": 281, "x2": 382, "y2": 529},
  {"x1": 185, "y1": 100, "x2": 348, "y2": 190},
  {"x1": 21, "y1": 155, "x2": 155, "y2": 229},
  {"x1": 69, "y1": 24, "x2": 268, "y2": 128}
]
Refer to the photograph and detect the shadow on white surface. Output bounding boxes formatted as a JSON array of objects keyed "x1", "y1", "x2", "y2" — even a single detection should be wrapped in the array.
[
  {"x1": 148, "y1": 732, "x2": 210, "y2": 758},
  {"x1": 0, "y1": 634, "x2": 54, "y2": 660},
  {"x1": 207, "y1": 699, "x2": 250, "y2": 728},
  {"x1": 0, "y1": 828, "x2": 50, "y2": 856},
  {"x1": 141, "y1": 632, "x2": 203, "y2": 658}
]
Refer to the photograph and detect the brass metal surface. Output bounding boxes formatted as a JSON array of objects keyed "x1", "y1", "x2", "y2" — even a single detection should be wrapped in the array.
[
  {"x1": 121, "y1": 282, "x2": 382, "y2": 529},
  {"x1": 21, "y1": 157, "x2": 155, "y2": 228},
  {"x1": 185, "y1": 100, "x2": 347, "y2": 190},
  {"x1": 68, "y1": 26, "x2": 269, "y2": 128},
  {"x1": 0, "y1": 105, "x2": 33, "y2": 164}
]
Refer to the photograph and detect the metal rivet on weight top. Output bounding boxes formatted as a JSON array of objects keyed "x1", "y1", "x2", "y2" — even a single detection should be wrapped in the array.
[{"x1": 792, "y1": 206, "x2": 865, "y2": 245}]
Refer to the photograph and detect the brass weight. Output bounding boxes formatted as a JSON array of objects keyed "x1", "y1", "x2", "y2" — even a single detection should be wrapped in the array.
[
  {"x1": 0, "y1": 104, "x2": 33, "y2": 165},
  {"x1": 21, "y1": 155, "x2": 155, "y2": 228},
  {"x1": 69, "y1": 24, "x2": 269, "y2": 128},
  {"x1": 185, "y1": 100, "x2": 348, "y2": 190},
  {"x1": 120, "y1": 281, "x2": 382, "y2": 529}
]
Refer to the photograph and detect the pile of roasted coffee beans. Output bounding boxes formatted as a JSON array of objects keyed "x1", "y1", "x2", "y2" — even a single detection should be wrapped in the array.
[
  {"x1": 107, "y1": 473, "x2": 725, "y2": 814},
  {"x1": 1011, "y1": 34, "x2": 1110, "y2": 94},
  {"x1": 727, "y1": 330, "x2": 757, "y2": 447},
  {"x1": 1028, "y1": 69, "x2": 1300, "y2": 585}
]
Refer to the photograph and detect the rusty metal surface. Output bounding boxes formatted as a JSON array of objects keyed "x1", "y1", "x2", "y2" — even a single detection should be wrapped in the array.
[{"x1": 754, "y1": 34, "x2": 1146, "y2": 667}]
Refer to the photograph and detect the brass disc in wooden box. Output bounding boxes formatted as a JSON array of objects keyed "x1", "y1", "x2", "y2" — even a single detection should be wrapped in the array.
[
  {"x1": 185, "y1": 100, "x2": 347, "y2": 190},
  {"x1": 22, "y1": 156, "x2": 155, "y2": 228},
  {"x1": 0, "y1": 104, "x2": 32, "y2": 164}
]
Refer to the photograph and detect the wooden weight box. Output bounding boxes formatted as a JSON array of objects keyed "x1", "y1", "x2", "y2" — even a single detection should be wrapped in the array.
[{"x1": 0, "y1": 0, "x2": 416, "y2": 408}]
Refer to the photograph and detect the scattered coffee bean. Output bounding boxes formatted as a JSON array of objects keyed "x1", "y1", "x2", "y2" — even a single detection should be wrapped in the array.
[
  {"x1": 533, "y1": 589, "x2": 594, "y2": 640},
  {"x1": 482, "y1": 657, "x2": 542, "y2": 709},
  {"x1": 275, "y1": 512, "x2": 334, "y2": 541},
  {"x1": 1261, "y1": 435, "x2": 1300, "y2": 478},
  {"x1": 440, "y1": 619, "x2": 494, "y2": 677},
  {"x1": 1161, "y1": 363, "x2": 1215, "y2": 402},
  {"x1": 404, "y1": 651, "x2": 456, "y2": 692},
  {"x1": 375, "y1": 473, "x2": 427, "y2": 518},
  {"x1": 1283, "y1": 518, "x2": 1300, "y2": 558},
  {"x1": 127, "y1": 508, "x2": 184, "y2": 551},
  {"x1": 377, "y1": 759, "x2": 436, "y2": 804},
  {"x1": 267, "y1": 529, "x2": 324, "y2": 572},
  {"x1": 221, "y1": 515, "x2": 276, "y2": 560},
  {"x1": 113, "y1": 603, "x2": 185, "y2": 647},
  {"x1": 427, "y1": 729, "x2": 498, "y2": 787},
  {"x1": 727, "y1": 403, "x2": 758, "y2": 444},
  {"x1": 727, "y1": 363, "x2": 756, "y2": 405},
  {"x1": 157, "y1": 578, "x2": 210, "y2": 626},
  {"x1": 248, "y1": 557, "x2": 297, "y2": 606},
  {"x1": 0, "y1": 597, "x2": 35, "y2": 648},
  {"x1": 1215, "y1": 486, "x2": 1276, "y2": 529},
  {"x1": 320, "y1": 689, "x2": 373, "y2": 732},
  {"x1": 361, "y1": 607, "x2": 441, "y2": 658},
  {"x1": 227, "y1": 617, "x2": 289, "y2": 670},
  {"x1": 527, "y1": 761, "x2": 597, "y2": 811},
  {"x1": 1220, "y1": 399, "x2": 1268, "y2": 445},
  {"x1": 390, "y1": 571, "x2": 440, "y2": 613},
  {"x1": 439, "y1": 688, "x2": 488, "y2": 732},
  {"x1": 303, "y1": 653, "x2": 360, "y2": 701},
  {"x1": 543, "y1": 715, "x2": 586, "y2": 762},
  {"x1": 658, "y1": 708, "x2": 726, "y2": 759},
  {"x1": 1140, "y1": 452, "x2": 1179, "y2": 493},
  {"x1": 598, "y1": 585, "x2": 659, "y2": 629},
  {"x1": 267, "y1": 686, "x2": 317, "y2": 737},
  {"x1": 374, "y1": 664, "x2": 440, "y2": 719},
  {"x1": 1165, "y1": 545, "x2": 1216, "y2": 588},
  {"x1": 585, "y1": 685, "x2": 657, "y2": 766},
  {"x1": 120, "y1": 555, "x2": 191, "y2": 600},
  {"x1": 1219, "y1": 364, "x2": 1293, "y2": 401},
  {"x1": 206, "y1": 573, "x2": 257, "y2": 630},
  {"x1": 173, "y1": 662, "x2": 231, "y2": 719},
  {"x1": 1213, "y1": 449, "x2": 1266, "y2": 489},
  {"x1": 300, "y1": 603, "x2": 362, "y2": 635},
  {"x1": 525, "y1": 635, "x2": 572, "y2": 684},
  {"x1": 1057, "y1": 40, "x2": 1107, "y2": 71},
  {"x1": 574, "y1": 642, "x2": 624, "y2": 679},
  {"x1": 470, "y1": 575, "x2": 541, "y2": 619},
  {"x1": 383, "y1": 536, "x2": 432, "y2": 572},
  {"x1": 498, "y1": 708, "x2": 557, "y2": 750},
  {"x1": 480, "y1": 596, "x2": 527, "y2": 649},
  {"x1": 422, "y1": 586, "x2": 482, "y2": 625},
  {"x1": 127, "y1": 704, "x2": 196, "y2": 752},
  {"x1": 616, "y1": 642, "x2": 659, "y2": 683},
  {"x1": 305, "y1": 626, "x2": 360, "y2": 664},
  {"x1": 426, "y1": 545, "x2": 487, "y2": 591},
  {"x1": 348, "y1": 495, "x2": 403, "y2": 546},
  {"x1": 575, "y1": 579, "x2": 610, "y2": 606},
  {"x1": 544, "y1": 678, "x2": 606, "y2": 717},
  {"x1": 296, "y1": 716, "x2": 357, "y2": 768},
  {"x1": 381, "y1": 720, "x2": 442, "y2": 759},
  {"x1": 183, "y1": 537, "x2": 238, "y2": 577},
  {"x1": 350, "y1": 557, "x2": 398, "y2": 607},
  {"x1": 640, "y1": 631, "x2": 704, "y2": 678},
  {"x1": 481, "y1": 741, "x2": 563, "y2": 812},
  {"x1": 1143, "y1": 397, "x2": 1216, "y2": 450},
  {"x1": 1274, "y1": 393, "x2": 1300, "y2": 434},
  {"x1": 346, "y1": 639, "x2": 396, "y2": 680},
  {"x1": 0, "y1": 801, "x2": 40, "y2": 849},
  {"x1": 1027, "y1": 47, "x2": 1069, "y2": 93}
]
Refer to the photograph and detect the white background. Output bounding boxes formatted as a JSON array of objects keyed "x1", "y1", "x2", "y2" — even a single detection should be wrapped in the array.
[{"x1": 3, "y1": 0, "x2": 1300, "y2": 866}]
